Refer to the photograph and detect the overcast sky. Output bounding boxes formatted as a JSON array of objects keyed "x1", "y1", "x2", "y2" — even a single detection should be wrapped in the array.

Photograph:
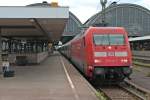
[{"x1": 0, "y1": 0, "x2": 149, "y2": 23}]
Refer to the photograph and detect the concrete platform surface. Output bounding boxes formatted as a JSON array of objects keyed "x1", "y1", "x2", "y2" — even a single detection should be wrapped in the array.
[{"x1": 0, "y1": 53, "x2": 98, "y2": 100}]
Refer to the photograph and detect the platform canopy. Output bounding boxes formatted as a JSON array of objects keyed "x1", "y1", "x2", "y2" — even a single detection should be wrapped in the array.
[{"x1": 0, "y1": 6, "x2": 69, "y2": 42}]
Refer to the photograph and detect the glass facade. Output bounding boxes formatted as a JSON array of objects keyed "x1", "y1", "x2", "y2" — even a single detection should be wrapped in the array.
[
  {"x1": 85, "y1": 4, "x2": 150, "y2": 37},
  {"x1": 63, "y1": 12, "x2": 82, "y2": 36},
  {"x1": 61, "y1": 12, "x2": 82, "y2": 43}
]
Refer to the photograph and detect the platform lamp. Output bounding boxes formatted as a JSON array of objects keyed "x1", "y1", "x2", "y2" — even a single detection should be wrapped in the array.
[{"x1": 100, "y1": 0, "x2": 107, "y2": 26}]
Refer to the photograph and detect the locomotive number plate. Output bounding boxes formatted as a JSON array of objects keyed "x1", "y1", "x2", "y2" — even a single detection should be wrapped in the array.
[{"x1": 107, "y1": 52, "x2": 114, "y2": 56}]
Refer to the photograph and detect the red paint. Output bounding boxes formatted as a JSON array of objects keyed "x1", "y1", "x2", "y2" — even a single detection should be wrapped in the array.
[{"x1": 60, "y1": 27, "x2": 132, "y2": 78}]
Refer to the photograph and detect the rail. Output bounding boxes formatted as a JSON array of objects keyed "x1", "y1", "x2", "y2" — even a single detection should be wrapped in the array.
[
  {"x1": 97, "y1": 85, "x2": 137, "y2": 100},
  {"x1": 133, "y1": 56, "x2": 150, "y2": 61},
  {"x1": 122, "y1": 80, "x2": 150, "y2": 100},
  {"x1": 133, "y1": 56, "x2": 150, "y2": 67},
  {"x1": 96, "y1": 80, "x2": 150, "y2": 100}
]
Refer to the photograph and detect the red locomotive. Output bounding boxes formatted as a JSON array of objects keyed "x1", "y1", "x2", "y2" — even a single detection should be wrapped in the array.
[{"x1": 60, "y1": 27, "x2": 132, "y2": 82}]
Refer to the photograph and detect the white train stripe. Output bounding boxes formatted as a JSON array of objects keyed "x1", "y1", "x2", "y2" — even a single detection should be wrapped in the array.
[{"x1": 60, "y1": 56, "x2": 80, "y2": 100}]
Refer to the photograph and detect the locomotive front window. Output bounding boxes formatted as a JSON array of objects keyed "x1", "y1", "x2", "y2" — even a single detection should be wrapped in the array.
[
  {"x1": 93, "y1": 34, "x2": 125, "y2": 45},
  {"x1": 93, "y1": 35, "x2": 109, "y2": 45},
  {"x1": 109, "y1": 34, "x2": 125, "y2": 45}
]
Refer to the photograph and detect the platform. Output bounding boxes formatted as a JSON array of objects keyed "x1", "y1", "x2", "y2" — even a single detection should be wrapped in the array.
[
  {"x1": 127, "y1": 66, "x2": 150, "y2": 91},
  {"x1": 0, "y1": 52, "x2": 98, "y2": 100}
]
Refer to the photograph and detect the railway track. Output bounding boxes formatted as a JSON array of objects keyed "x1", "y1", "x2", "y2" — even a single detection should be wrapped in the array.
[
  {"x1": 97, "y1": 85, "x2": 137, "y2": 100},
  {"x1": 96, "y1": 80, "x2": 150, "y2": 100},
  {"x1": 133, "y1": 56, "x2": 150, "y2": 67}
]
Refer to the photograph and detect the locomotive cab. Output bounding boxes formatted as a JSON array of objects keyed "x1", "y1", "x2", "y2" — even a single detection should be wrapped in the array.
[
  {"x1": 86, "y1": 27, "x2": 132, "y2": 81},
  {"x1": 60, "y1": 27, "x2": 132, "y2": 83}
]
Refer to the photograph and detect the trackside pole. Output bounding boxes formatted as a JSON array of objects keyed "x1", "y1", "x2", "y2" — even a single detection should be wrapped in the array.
[{"x1": 0, "y1": 28, "x2": 2, "y2": 74}]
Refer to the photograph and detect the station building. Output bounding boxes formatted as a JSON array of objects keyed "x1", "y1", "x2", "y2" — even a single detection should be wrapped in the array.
[
  {"x1": 0, "y1": 2, "x2": 69, "y2": 65},
  {"x1": 84, "y1": 3, "x2": 150, "y2": 55},
  {"x1": 85, "y1": 3, "x2": 150, "y2": 37},
  {"x1": 61, "y1": 12, "x2": 82, "y2": 44}
]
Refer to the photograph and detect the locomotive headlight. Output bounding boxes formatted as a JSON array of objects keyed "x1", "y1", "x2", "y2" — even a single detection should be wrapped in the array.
[
  {"x1": 124, "y1": 59, "x2": 128, "y2": 63},
  {"x1": 94, "y1": 59, "x2": 101, "y2": 63},
  {"x1": 88, "y1": 66, "x2": 93, "y2": 72},
  {"x1": 121, "y1": 59, "x2": 128, "y2": 63}
]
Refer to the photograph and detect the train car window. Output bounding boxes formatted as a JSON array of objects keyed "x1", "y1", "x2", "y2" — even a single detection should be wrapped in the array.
[{"x1": 93, "y1": 34, "x2": 125, "y2": 45}]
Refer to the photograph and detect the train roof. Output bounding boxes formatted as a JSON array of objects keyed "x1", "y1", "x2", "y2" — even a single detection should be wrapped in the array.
[
  {"x1": 129, "y1": 35, "x2": 150, "y2": 41},
  {"x1": 89, "y1": 27, "x2": 125, "y2": 30}
]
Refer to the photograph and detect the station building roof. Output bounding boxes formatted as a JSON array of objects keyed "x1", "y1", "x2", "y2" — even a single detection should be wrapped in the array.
[
  {"x1": 62, "y1": 12, "x2": 82, "y2": 36},
  {"x1": 85, "y1": 3, "x2": 150, "y2": 37}
]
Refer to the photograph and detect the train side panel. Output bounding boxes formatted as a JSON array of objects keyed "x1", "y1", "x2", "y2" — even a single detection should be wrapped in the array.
[
  {"x1": 83, "y1": 29, "x2": 94, "y2": 78},
  {"x1": 70, "y1": 38, "x2": 85, "y2": 72}
]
